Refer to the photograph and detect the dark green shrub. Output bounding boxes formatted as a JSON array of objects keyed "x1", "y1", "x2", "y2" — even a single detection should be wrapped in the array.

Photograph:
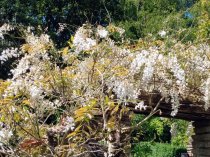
[{"x1": 132, "y1": 142, "x2": 187, "y2": 157}]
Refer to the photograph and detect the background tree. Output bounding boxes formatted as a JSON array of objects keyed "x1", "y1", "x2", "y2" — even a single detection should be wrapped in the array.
[{"x1": 1, "y1": 0, "x2": 208, "y2": 45}]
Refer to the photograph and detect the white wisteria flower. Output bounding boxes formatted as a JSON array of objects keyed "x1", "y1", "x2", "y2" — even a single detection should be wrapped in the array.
[
  {"x1": 0, "y1": 48, "x2": 20, "y2": 64},
  {"x1": 29, "y1": 85, "x2": 43, "y2": 100},
  {"x1": 158, "y1": 30, "x2": 166, "y2": 37},
  {"x1": 170, "y1": 91, "x2": 180, "y2": 116},
  {"x1": 168, "y1": 56, "x2": 186, "y2": 86},
  {"x1": 73, "y1": 25, "x2": 96, "y2": 53},
  {"x1": 204, "y1": 77, "x2": 210, "y2": 110},
  {"x1": 0, "y1": 23, "x2": 14, "y2": 39},
  {"x1": 0, "y1": 127, "x2": 13, "y2": 146},
  {"x1": 97, "y1": 27, "x2": 108, "y2": 38},
  {"x1": 108, "y1": 79, "x2": 138, "y2": 100},
  {"x1": 135, "y1": 101, "x2": 147, "y2": 110}
]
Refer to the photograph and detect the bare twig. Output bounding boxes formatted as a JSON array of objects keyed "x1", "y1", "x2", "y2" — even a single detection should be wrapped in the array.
[{"x1": 131, "y1": 96, "x2": 164, "y2": 130}]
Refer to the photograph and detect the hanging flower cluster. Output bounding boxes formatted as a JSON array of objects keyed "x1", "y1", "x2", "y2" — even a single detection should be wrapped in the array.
[
  {"x1": 0, "y1": 48, "x2": 21, "y2": 64},
  {"x1": 0, "y1": 23, "x2": 14, "y2": 39}
]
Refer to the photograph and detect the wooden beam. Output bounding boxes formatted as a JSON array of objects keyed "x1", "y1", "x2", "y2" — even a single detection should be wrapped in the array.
[{"x1": 127, "y1": 91, "x2": 210, "y2": 120}]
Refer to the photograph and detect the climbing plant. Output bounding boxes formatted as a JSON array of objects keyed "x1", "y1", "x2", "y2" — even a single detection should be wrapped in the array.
[{"x1": 0, "y1": 20, "x2": 209, "y2": 157}]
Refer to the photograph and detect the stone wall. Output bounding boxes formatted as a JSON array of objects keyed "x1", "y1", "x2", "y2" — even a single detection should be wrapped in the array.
[{"x1": 191, "y1": 121, "x2": 210, "y2": 157}]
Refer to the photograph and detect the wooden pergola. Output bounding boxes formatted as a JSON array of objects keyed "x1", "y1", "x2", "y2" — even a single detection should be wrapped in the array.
[{"x1": 127, "y1": 92, "x2": 210, "y2": 157}]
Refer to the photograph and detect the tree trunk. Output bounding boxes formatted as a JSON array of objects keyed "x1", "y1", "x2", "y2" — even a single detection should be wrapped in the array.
[{"x1": 107, "y1": 110, "x2": 131, "y2": 157}]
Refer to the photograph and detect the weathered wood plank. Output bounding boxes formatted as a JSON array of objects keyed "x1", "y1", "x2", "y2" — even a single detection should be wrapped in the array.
[
  {"x1": 192, "y1": 141, "x2": 210, "y2": 148},
  {"x1": 192, "y1": 134, "x2": 210, "y2": 141},
  {"x1": 194, "y1": 121, "x2": 210, "y2": 127},
  {"x1": 197, "y1": 148, "x2": 210, "y2": 156},
  {"x1": 130, "y1": 92, "x2": 210, "y2": 120},
  {"x1": 194, "y1": 126, "x2": 210, "y2": 134}
]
